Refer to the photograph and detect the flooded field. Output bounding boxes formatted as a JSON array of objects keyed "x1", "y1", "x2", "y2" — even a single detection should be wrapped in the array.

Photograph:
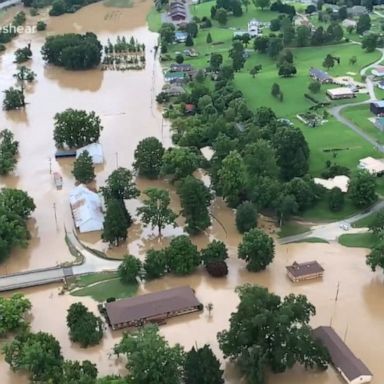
[{"x1": 1, "y1": 1, "x2": 384, "y2": 384}]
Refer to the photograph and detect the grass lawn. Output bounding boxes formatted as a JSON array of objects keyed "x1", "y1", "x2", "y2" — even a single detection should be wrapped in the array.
[
  {"x1": 300, "y1": 199, "x2": 360, "y2": 221},
  {"x1": 338, "y1": 232, "x2": 377, "y2": 248},
  {"x1": 70, "y1": 273, "x2": 138, "y2": 302},
  {"x1": 147, "y1": 7, "x2": 162, "y2": 32},
  {"x1": 292, "y1": 237, "x2": 329, "y2": 244},
  {"x1": 352, "y1": 212, "x2": 378, "y2": 228},
  {"x1": 278, "y1": 222, "x2": 310, "y2": 238},
  {"x1": 103, "y1": 0, "x2": 133, "y2": 7},
  {"x1": 342, "y1": 104, "x2": 384, "y2": 145}
]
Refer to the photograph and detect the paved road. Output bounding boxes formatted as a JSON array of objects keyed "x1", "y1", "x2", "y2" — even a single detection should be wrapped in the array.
[
  {"x1": 0, "y1": 0, "x2": 21, "y2": 10},
  {"x1": 279, "y1": 199, "x2": 384, "y2": 244}
]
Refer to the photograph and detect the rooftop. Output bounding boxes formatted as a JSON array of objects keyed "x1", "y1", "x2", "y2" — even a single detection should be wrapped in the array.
[
  {"x1": 314, "y1": 175, "x2": 350, "y2": 193},
  {"x1": 371, "y1": 100, "x2": 384, "y2": 107},
  {"x1": 327, "y1": 87, "x2": 354, "y2": 96},
  {"x1": 313, "y1": 326, "x2": 372, "y2": 382},
  {"x1": 359, "y1": 156, "x2": 384, "y2": 174},
  {"x1": 286, "y1": 261, "x2": 324, "y2": 278},
  {"x1": 309, "y1": 67, "x2": 332, "y2": 81},
  {"x1": 105, "y1": 286, "x2": 201, "y2": 328}
]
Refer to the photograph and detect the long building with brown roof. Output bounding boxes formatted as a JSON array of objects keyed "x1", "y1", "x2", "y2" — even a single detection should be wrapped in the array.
[
  {"x1": 313, "y1": 326, "x2": 373, "y2": 384},
  {"x1": 286, "y1": 260, "x2": 324, "y2": 282},
  {"x1": 104, "y1": 286, "x2": 202, "y2": 330}
]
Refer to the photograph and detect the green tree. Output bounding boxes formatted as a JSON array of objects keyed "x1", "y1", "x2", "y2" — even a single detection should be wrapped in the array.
[
  {"x1": 278, "y1": 62, "x2": 297, "y2": 77},
  {"x1": 159, "y1": 23, "x2": 176, "y2": 44},
  {"x1": 236, "y1": 201, "x2": 257, "y2": 233},
  {"x1": 216, "y1": 8, "x2": 228, "y2": 25},
  {"x1": 254, "y1": 35, "x2": 269, "y2": 53},
  {"x1": 0, "y1": 294, "x2": 31, "y2": 337},
  {"x1": 53, "y1": 109, "x2": 102, "y2": 149},
  {"x1": 3, "y1": 87, "x2": 25, "y2": 110},
  {"x1": 267, "y1": 37, "x2": 283, "y2": 58},
  {"x1": 41, "y1": 33, "x2": 102, "y2": 69},
  {"x1": 368, "y1": 209, "x2": 384, "y2": 238},
  {"x1": 328, "y1": 187, "x2": 344, "y2": 212},
  {"x1": 322, "y1": 54, "x2": 335, "y2": 70},
  {"x1": 206, "y1": 32, "x2": 213, "y2": 44},
  {"x1": 348, "y1": 170, "x2": 377, "y2": 208},
  {"x1": 14, "y1": 45, "x2": 32, "y2": 63},
  {"x1": 161, "y1": 147, "x2": 201, "y2": 180},
  {"x1": 97, "y1": 375, "x2": 127, "y2": 384},
  {"x1": 118, "y1": 254, "x2": 142, "y2": 284},
  {"x1": 186, "y1": 22, "x2": 198, "y2": 38},
  {"x1": 114, "y1": 325, "x2": 184, "y2": 384},
  {"x1": 362, "y1": 33, "x2": 378, "y2": 52},
  {"x1": 102, "y1": 198, "x2": 131, "y2": 246},
  {"x1": 285, "y1": 177, "x2": 317, "y2": 211},
  {"x1": 184, "y1": 345, "x2": 224, "y2": 384},
  {"x1": 271, "y1": 82, "x2": 281, "y2": 99},
  {"x1": 217, "y1": 285, "x2": 330, "y2": 384},
  {"x1": 66, "y1": 303, "x2": 103, "y2": 347},
  {"x1": 3, "y1": 332, "x2": 64, "y2": 382},
  {"x1": 133, "y1": 137, "x2": 165, "y2": 179},
  {"x1": 356, "y1": 14, "x2": 371, "y2": 35},
  {"x1": 36, "y1": 20, "x2": 47, "y2": 31},
  {"x1": 62, "y1": 360, "x2": 98, "y2": 384},
  {"x1": 13, "y1": 65, "x2": 36, "y2": 83},
  {"x1": 0, "y1": 188, "x2": 36, "y2": 219},
  {"x1": 367, "y1": 241, "x2": 384, "y2": 272},
  {"x1": 308, "y1": 81, "x2": 321, "y2": 93},
  {"x1": 201, "y1": 240, "x2": 228, "y2": 265},
  {"x1": 250, "y1": 64, "x2": 262, "y2": 77},
  {"x1": 175, "y1": 54, "x2": 184, "y2": 64},
  {"x1": 101, "y1": 167, "x2": 139, "y2": 201},
  {"x1": 0, "y1": 129, "x2": 19, "y2": 175},
  {"x1": 238, "y1": 228, "x2": 274, "y2": 271},
  {"x1": 229, "y1": 41, "x2": 245, "y2": 71},
  {"x1": 137, "y1": 188, "x2": 177, "y2": 235},
  {"x1": 275, "y1": 193, "x2": 298, "y2": 227},
  {"x1": 252, "y1": 0, "x2": 270, "y2": 10},
  {"x1": 185, "y1": 34, "x2": 194, "y2": 47},
  {"x1": 166, "y1": 235, "x2": 201, "y2": 275},
  {"x1": 144, "y1": 249, "x2": 168, "y2": 279},
  {"x1": 178, "y1": 176, "x2": 212, "y2": 234},
  {"x1": 272, "y1": 126, "x2": 310, "y2": 181},
  {"x1": 72, "y1": 150, "x2": 95, "y2": 183},
  {"x1": 218, "y1": 150, "x2": 247, "y2": 207},
  {"x1": 296, "y1": 25, "x2": 311, "y2": 47},
  {"x1": 210, "y1": 52, "x2": 223, "y2": 71}
]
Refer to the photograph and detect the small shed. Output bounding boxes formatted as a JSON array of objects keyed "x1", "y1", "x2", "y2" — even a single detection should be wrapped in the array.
[
  {"x1": 69, "y1": 185, "x2": 104, "y2": 233},
  {"x1": 76, "y1": 143, "x2": 104, "y2": 165},
  {"x1": 313, "y1": 326, "x2": 372, "y2": 384},
  {"x1": 358, "y1": 156, "x2": 384, "y2": 175},
  {"x1": 286, "y1": 261, "x2": 324, "y2": 282},
  {"x1": 370, "y1": 100, "x2": 384, "y2": 115}
]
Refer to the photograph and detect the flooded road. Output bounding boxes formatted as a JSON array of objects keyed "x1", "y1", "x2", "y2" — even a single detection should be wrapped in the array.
[{"x1": 1, "y1": 2, "x2": 384, "y2": 384}]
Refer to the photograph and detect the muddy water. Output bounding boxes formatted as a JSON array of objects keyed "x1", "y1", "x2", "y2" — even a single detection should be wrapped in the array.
[
  {"x1": 1, "y1": 241, "x2": 384, "y2": 383},
  {"x1": 0, "y1": 0, "x2": 169, "y2": 273}
]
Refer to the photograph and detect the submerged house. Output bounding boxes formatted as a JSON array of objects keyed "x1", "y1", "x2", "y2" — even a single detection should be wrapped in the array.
[
  {"x1": 286, "y1": 261, "x2": 324, "y2": 282},
  {"x1": 313, "y1": 326, "x2": 372, "y2": 384},
  {"x1": 76, "y1": 143, "x2": 104, "y2": 165},
  {"x1": 69, "y1": 185, "x2": 104, "y2": 233},
  {"x1": 104, "y1": 286, "x2": 203, "y2": 330}
]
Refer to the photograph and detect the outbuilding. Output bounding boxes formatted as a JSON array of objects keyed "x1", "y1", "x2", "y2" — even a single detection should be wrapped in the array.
[
  {"x1": 370, "y1": 100, "x2": 384, "y2": 115},
  {"x1": 358, "y1": 156, "x2": 384, "y2": 175},
  {"x1": 314, "y1": 175, "x2": 350, "y2": 193},
  {"x1": 69, "y1": 185, "x2": 104, "y2": 233},
  {"x1": 104, "y1": 286, "x2": 203, "y2": 330},
  {"x1": 371, "y1": 66, "x2": 384, "y2": 77},
  {"x1": 326, "y1": 87, "x2": 355, "y2": 100},
  {"x1": 76, "y1": 143, "x2": 104, "y2": 165},
  {"x1": 286, "y1": 261, "x2": 324, "y2": 282},
  {"x1": 313, "y1": 326, "x2": 372, "y2": 384},
  {"x1": 309, "y1": 67, "x2": 333, "y2": 83}
]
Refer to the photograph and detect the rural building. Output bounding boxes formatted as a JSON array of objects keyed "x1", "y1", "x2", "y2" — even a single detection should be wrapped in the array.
[
  {"x1": 286, "y1": 261, "x2": 324, "y2": 282},
  {"x1": 370, "y1": 100, "x2": 384, "y2": 115},
  {"x1": 175, "y1": 31, "x2": 188, "y2": 42},
  {"x1": 326, "y1": 87, "x2": 355, "y2": 100},
  {"x1": 162, "y1": 84, "x2": 185, "y2": 96},
  {"x1": 358, "y1": 156, "x2": 384, "y2": 175},
  {"x1": 342, "y1": 19, "x2": 357, "y2": 28},
  {"x1": 169, "y1": 0, "x2": 187, "y2": 21},
  {"x1": 55, "y1": 149, "x2": 76, "y2": 159},
  {"x1": 371, "y1": 66, "x2": 384, "y2": 77},
  {"x1": 164, "y1": 71, "x2": 186, "y2": 83},
  {"x1": 76, "y1": 143, "x2": 104, "y2": 165},
  {"x1": 248, "y1": 19, "x2": 262, "y2": 37},
  {"x1": 313, "y1": 326, "x2": 373, "y2": 384},
  {"x1": 314, "y1": 175, "x2": 350, "y2": 193},
  {"x1": 69, "y1": 185, "x2": 104, "y2": 233},
  {"x1": 309, "y1": 67, "x2": 333, "y2": 83},
  {"x1": 200, "y1": 146, "x2": 214, "y2": 161},
  {"x1": 104, "y1": 286, "x2": 203, "y2": 330},
  {"x1": 347, "y1": 5, "x2": 368, "y2": 17},
  {"x1": 170, "y1": 63, "x2": 192, "y2": 72}
]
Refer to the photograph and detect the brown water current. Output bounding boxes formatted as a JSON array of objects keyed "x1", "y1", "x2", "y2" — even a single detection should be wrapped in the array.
[{"x1": 1, "y1": 2, "x2": 384, "y2": 384}]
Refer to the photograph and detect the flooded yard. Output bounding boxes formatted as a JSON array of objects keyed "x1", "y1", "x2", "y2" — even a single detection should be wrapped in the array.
[{"x1": 0, "y1": 1, "x2": 384, "y2": 384}]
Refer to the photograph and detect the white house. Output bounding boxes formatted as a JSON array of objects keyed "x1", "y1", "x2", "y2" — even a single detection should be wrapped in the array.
[
  {"x1": 314, "y1": 175, "x2": 350, "y2": 192},
  {"x1": 69, "y1": 185, "x2": 104, "y2": 233},
  {"x1": 358, "y1": 157, "x2": 384, "y2": 175},
  {"x1": 248, "y1": 19, "x2": 262, "y2": 37},
  {"x1": 76, "y1": 143, "x2": 104, "y2": 165}
]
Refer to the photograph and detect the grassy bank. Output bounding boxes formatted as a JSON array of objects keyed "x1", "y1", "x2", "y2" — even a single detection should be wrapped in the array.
[
  {"x1": 70, "y1": 272, "x2": 138, "y2": 302},
  {"x1": 338, "y1": 232, "x2": 377, "y2": 248},
  {"x1": 103, "y1": 0, "x2": 133, "y2": 7},
  {"x1": 292, "y1": 237, "x2": 329, "y2": 244},
  {"x1": 278, "y1": 222, "x2": 310, "y2": 238},
  {"x1": 147, "y1": 7, "x2": 162, "y2": 32}
]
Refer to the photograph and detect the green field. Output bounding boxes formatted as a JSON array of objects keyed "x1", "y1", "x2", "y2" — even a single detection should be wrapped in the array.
[
  {"x1": 103, "y1": 0, "x2": 133, "y2": 7},
  {"x1": 342, "y1": 105, "x2": 384, "y2": 145},
  {"x1": 338, "y1": 232, "x2": 377, "y2": 248},
  {"x1": 352, "y1": 212, "x2": 379, "y2": 228},
  {"x1": 147, "y1": 7, "x2": 162, "y2": 32},
  {"x1": 292, "y1": 237, "x2": 329, "y2": 244},
  {"x1": 300, "y1": 199, "x2": 360, "y2": 221},
  {"x1": 70, "y1": 272, "x2": 138, "y2": 302},
  {"x1": 278, "y1": 222, "x2": 310, "y2": 238}
]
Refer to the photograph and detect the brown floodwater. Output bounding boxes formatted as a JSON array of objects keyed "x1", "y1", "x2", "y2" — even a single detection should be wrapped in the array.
[{"x1": 1, "y1": 2, "x2": 384, "y2": 384}]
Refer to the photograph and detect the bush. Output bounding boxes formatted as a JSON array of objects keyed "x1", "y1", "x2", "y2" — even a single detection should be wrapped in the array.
[
  {"x1": 36, "y1": 21, "x2": 47, "y2": 31},
  {"x1": 206, "y1": 261, "x2": 228, "y2": 277},
  {"x1": 118, "y1": 255, "x2": 142, "y2": 284},
  {"x1": 328, "y1": 187, "x2": 344, "y2": 212},
  {"x1": 235, "y1": 201, "x2": 257, "y2": 233}
]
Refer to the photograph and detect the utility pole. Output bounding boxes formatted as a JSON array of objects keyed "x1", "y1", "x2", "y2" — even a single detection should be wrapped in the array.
[
  {"x1": 48, "y1": 157, "x2": 52, "y2": 174},
  {"x1": 53, "y1": 203, "x2": 58, "y2": 231},
  {"x1": 343, "y1": 324, "x2": 349, "y2": 342},
  {"x1": 115, "y1": 152, "x2": 119, "y2": 168},
  {"x1": 335, "y1": 281, "x2": 340, "y2": 302}
]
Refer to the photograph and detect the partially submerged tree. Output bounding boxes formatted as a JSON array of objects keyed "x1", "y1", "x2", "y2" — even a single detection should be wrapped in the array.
[
  {"x1": 14, "y1": 44, "x2": 32, "y2": 63},
  {"x1": 235, "y1": 201, "x2": 257, "y2": 233},
  {"x1": 144, "y1": 249, "x2": 168, "y2": 279},
  {"x1": 137, "y1": 188, "x2": 177, "y2": 236},
  {"x1": 72, "y1": 150, "x2": 95, "y2": 184},
  {"x1": 66, "y1": 302, "x2": 103, "y2": 347},
  {"x1": 0, "y1": 129, "x2": 19, "y2": 175},
  {"x1": 101, "y1": 167, "x2": 139, "y2": 202},
  {"x1": 118, "y1": 254, "x2": 142, "y2": 284},
  {"x1": 53, "y1": 109, "x2": 102, "y2": 149},
  {"x1": 3, "y1": 87, "x2": 25, "y2": 110},
  {"x1": 218, "y1": 285, "x2": 330, "y2": 384},
  {"x1": 114, "y1": 325, "x2": 184, "y2": 384},
  {"x1": 348, "y1": 170, "x2": 377, "y2": 209},
  {"x1": 133, "y1": 137, "x2": 165, "y2": 179}
]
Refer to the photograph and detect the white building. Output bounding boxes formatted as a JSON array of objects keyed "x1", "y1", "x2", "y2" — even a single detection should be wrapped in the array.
[
  {"x1": 76, "y1": 143, "x2": 104, "y2": 165},
  {"x1": 314, "y1": 175, "x2": 350, "y2": 193},
  {"x1": 358, "y1": 157, "x2": 384, "y2": 175},
  {"x1": 248, "y1": 19, "x2": 262, "y2": 37},
  {"x1": 326, "y1": 87, "x2": 355, "y2": 100},
  {"x1": 69, "y1": 185, "x2": 104, "y2": 233}
]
